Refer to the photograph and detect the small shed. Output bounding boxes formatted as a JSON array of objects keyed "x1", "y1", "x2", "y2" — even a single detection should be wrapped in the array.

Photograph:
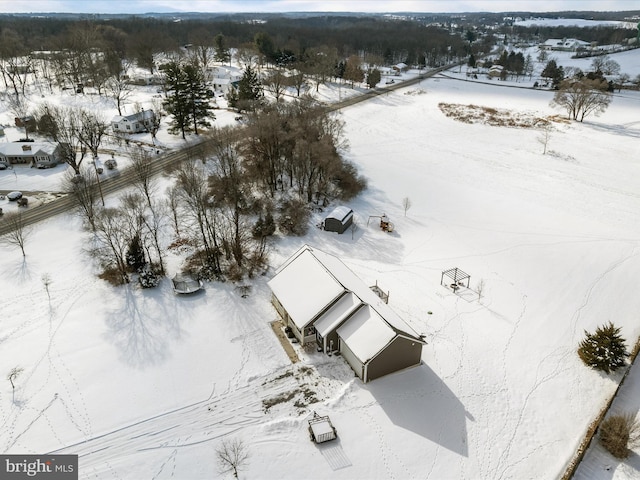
[{"x1": 324, "y1": 206, "x2": 353, "y2": 234}]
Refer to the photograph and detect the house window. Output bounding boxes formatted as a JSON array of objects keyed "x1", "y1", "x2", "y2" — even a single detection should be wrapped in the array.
[
  {"x1": 126, "y1": 125, "x2": 130, "y2": 130},
  {"x1": 114, "y1": 124, "x2": 119, "y2": 130}
]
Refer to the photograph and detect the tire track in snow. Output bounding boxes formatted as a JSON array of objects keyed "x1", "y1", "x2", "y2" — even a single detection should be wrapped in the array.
[{"x1": 48, "y1": 372, "x2": 299, "y2": 476}]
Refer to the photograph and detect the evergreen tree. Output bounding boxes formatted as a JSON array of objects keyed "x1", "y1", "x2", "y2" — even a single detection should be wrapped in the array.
[
  {"x1": 366, "y1": 68, "x2": 381, "y2": 88},
  {"x1": 162, "y1": 61, "x2": 191, "y2": 139},
  {"x1": 213, "y1": 34, "x2": 231, "y2": 64},
  {"x1": 229, "y1": 65, "x2": 263, "y2": 111},
  {"x1": 126, "y1": 233, "x2": 146, "y2": 272},
  {"x1": 163, "y1": 61, "x2": 214, "y2": 138},
  {"x1": 578, "y1": 322, "x2": 628, "y2": 374},
  {"x1": 183, "y1": 63, "x2": 215, "y2": 135},
  {"x1": 541, "y1": 59, "x2": 564, "y2": 89},
  {"x1": 468, "y1": 53, "x2": 476, "y2": 68}
]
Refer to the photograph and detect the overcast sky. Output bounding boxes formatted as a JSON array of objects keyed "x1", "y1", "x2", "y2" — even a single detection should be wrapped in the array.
[{"x1": 0, "y1": 0, "x2": 637, "y2": 14}]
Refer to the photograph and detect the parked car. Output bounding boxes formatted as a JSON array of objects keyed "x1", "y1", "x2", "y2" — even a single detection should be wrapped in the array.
[
  {"x1": 7, "y1": 191, "x2": 23, "y2": 201},
  {"x1": 0, "y1": 163, "x2": 7, "y2": 170}
]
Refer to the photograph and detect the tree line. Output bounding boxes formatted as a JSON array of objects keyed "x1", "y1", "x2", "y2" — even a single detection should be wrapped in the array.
[{"x1": 56, "y1": 96, "x2": 365, "y2": 286}]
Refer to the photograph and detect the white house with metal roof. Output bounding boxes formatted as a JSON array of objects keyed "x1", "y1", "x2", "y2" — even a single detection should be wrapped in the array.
[{"x1": 268, "y1": 245, "x2": 426, "y2": 382}]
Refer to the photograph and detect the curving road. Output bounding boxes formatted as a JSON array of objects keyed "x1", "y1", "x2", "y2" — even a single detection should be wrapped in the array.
[{"x1": 0, "y1": 64, "x2": 456, "y2": 237}]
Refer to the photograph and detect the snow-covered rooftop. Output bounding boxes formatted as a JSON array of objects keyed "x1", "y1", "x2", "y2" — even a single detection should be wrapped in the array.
[
  {"x1": 267, "y1": 247, "x2": 345, "y2": 329},
  {"x1": 337, "y1": 305, "x2": 396, "y2": 363},
  {"x1": 0, "y1": 142, "x2": 58, "y2": 156},
  {"x1": 325, "y1": 205, "x2": 353, "y2": 223},
  {"x1": 314, "y1": 291, "x2": 362, "y2": 337}
]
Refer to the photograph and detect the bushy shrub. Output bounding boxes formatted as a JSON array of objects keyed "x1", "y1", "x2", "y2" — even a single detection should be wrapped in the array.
[
  {"x1": 278, "y1": 198, "x2": 310, "y2": 236},
  {"x1": 333, "y1": 161, "x2": 367, "y2": 200},
  {"x1": 138, "y1": 265, "x2": 160, "y2": 288},
  {"x1": 578, "y1": 322, "x2": 628, "y2": 374},
  {"x1": 98, "y1": 266, "x2": 129, "y2": 285},
  {"x1": 253, "y1": 212, "x2": 276, "y2": 238},
  {"x1": 599, "y1": 413, "x2": 640, "y2": 459}
]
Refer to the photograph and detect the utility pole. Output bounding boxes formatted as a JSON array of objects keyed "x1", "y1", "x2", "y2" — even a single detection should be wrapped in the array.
[{"x1": 92, "y1": 154, "x2": 105, "y2": 206}]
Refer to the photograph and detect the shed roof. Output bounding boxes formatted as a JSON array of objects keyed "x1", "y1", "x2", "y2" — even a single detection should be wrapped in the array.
[
  {"x1": 326, "y1": 206, "x2": 353, "y2": 223},
  {"x1": 337, "y1": 305, "x2": 396, "y2": 363}
]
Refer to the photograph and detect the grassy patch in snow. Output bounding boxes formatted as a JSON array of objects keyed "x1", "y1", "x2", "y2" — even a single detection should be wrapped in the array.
[{"x1": 438, "y1": 102, "x2": 555, "y2": 128}]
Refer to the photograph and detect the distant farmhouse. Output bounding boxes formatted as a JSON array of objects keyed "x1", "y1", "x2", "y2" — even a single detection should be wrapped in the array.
[
  {"x1": 540, "y1": 38, "x2": 591, "y2": 52},
  {"x1": 206, "y1": 66, "x2": 241, "y2": 95},
  {"x1": 0, "y1": 142, "x2": 63, "y2": 169},
  {"x1": 111, "y1": 109, "x2": 156, "y2": 134},
  {"x1": 268, "y1": 245, "x2": 426, "y2": 383}
]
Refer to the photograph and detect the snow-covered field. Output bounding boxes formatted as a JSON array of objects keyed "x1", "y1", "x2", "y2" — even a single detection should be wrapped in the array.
[{"x1": 2, "y1": 47, "x2": 640, "y2": 479}]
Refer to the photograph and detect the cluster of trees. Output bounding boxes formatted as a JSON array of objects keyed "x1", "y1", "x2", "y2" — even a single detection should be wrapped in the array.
[
  {"x1": 0, "y1": 14, "x2": 476, "y2": 89},
  {"x1": 161, "y1": 61, "x2": 215, "y2": 139},
  {"x1": 62, "y1": 95, "x2": 365, "y2": 284}
]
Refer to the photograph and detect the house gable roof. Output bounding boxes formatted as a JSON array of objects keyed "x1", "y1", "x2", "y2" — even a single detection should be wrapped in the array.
[
  {"x1": 269, "y1": 245, "x2": 425, "y2": 344},
  {"x1": 111, "y1": 110, "x2": 156, "y2": 124},
  {"x1": 314, "y1": 292, "x2": 363, "y2": 337},
  {"x1": 337, "y1": 304, "x2": 396, "y2": 363},
  {"x1": 0, "y1": 142, "x2": 59, "y2": 157},
  {"x1": 267, "y1": 247, "x2": 345, "y2": 330}
]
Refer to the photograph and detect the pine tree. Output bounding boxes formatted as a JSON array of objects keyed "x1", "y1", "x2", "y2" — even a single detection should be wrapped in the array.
[
  {"x1": 213, "y1": 34, "x2": 231, "y2": 64},
  {"x1": 162, "y1": 61, "x2": 191, "y2": 139},
  {"x1": 163, "y1": 61, "x2": 215, "y2": 138},
  {"x1": 183, "y1": 63, "x2": 215, "y2": 135},
  {"x1": 230, "y1": 65, "x2": 263, "y2": 112},
  {"x1": 126, "y1": 233, "x2": 146, "y2": 272},
  {"x1": 578, "y1": 322, "x2": 628, "y2": 374}
]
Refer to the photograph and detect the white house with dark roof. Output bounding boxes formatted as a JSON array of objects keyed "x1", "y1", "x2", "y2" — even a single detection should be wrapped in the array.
[{"x1": 268, "y1": 245, "x2": 426, "y2": 382}]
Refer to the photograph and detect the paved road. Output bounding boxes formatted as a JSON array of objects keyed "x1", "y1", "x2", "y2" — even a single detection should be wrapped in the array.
[
  {"x1": 0, "y1": 142, "x2": 209, "y2": 236},
  {"x1": 0, "y1": 64, "x2": 457, "y2": 236}
]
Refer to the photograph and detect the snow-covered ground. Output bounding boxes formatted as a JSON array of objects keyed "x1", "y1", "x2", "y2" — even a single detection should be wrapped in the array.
[{"x1": 2, "y1": 47, "x2": 640, "y2": 479}]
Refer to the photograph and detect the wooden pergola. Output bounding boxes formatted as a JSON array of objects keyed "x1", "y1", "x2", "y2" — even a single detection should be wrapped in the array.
[{"x1": 441, "y1": 267, "x2": 471, "y2": 291}]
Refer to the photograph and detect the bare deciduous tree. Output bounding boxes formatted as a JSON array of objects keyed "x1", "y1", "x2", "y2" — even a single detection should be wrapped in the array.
[
  {"x1": 551, "y1": 78, "x2": 612, "y2": 122},
  {"x1": 92, "y1": 207, "x2": 131, "y2": 283},
  {"x1": 129, "y1": 146, "x2": 156, "y2": 208},
  {"x1": 263, "y1": 68, "x2": 287, "y2": 102},
  {"x1": 62, "y1": 169, "x2": 100, "y2": 230},
  {"x1": 537, "y1": 123, "x2": 553, "y2": 155},
  {"x1": 216, "y1": 438, "x2": 249, "y2": 478},
  {"x1": 7, "y1": 366, "x2": 24, "y2": 403},
  {"x1": 477, "y1": 278, "x2": 485, "y2": 300},
  {"x1": 0, "y1": 211, "x2": 31, "y2": 256},
  {"x1": 42, "y1": 273, "x2": 53, "y2": 301},
  {"x1": 105, "y1": 62, "x2": 133, "y2": 116},
  {"x1": 77, "y1": 109, "x2": 109, "y2": 159},
  {"x1": 402, "y1": 197, "x2": 412, "y2": 216}
]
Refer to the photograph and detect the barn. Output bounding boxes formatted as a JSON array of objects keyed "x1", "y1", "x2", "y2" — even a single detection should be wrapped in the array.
[
  {"x1": 323, "y1": 206, "x2": 353, "y2": 234},
  {"x1": 268, "y1": 245, "x2": 426, "y2": 382}
]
